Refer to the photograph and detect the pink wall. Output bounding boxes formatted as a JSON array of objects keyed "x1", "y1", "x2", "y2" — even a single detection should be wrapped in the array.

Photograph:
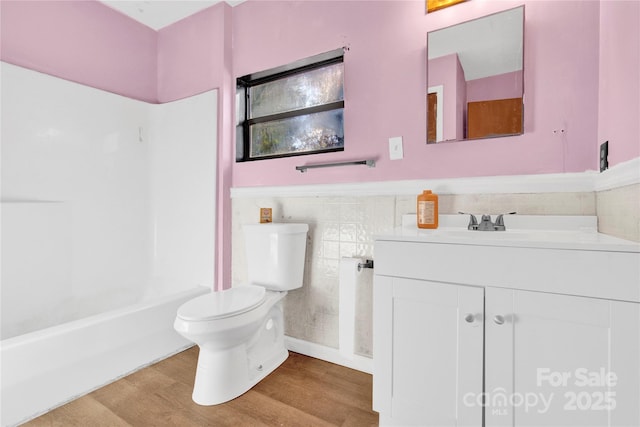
[
  {"x1": 2, "y1": 0, "x2": 622, "y2": 184},
  {"x1": 231, "y1": 0, "x2": 601, "y2": 187},
  {"x1": 598, "y1": 0, "x2": 640, "y2": 168},
  {"x1": 156, "y1": 6, "x2": 227, "y2": 103},
  {"x1": 0, "y1": 0, "x2": 157, "y2": 103},
  {"x1": 467, "y1": 70, "x2": 523, "y2": 103},
  {"x1": 215, "y1": 5, "x2": 235, "y2": 292}
]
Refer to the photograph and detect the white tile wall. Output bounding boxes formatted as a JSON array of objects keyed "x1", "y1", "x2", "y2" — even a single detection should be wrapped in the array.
[
  {"x1": 396, "y1": 192, "x2": 596, "y2": 219},
  {"x1": 597, "y1": 183, "x2": 640, "y2": 242},
  {"x1": 232, "y1": 196, "x2": 396, "y2": 357}
]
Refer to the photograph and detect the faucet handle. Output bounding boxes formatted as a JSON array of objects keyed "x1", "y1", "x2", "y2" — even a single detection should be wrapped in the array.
[
  {"x1": 458, "y1": 212, "x2": 478, "y2": 229},
  {"x1": 494, "y1": 212, "x2": 516, "y2": 229}
]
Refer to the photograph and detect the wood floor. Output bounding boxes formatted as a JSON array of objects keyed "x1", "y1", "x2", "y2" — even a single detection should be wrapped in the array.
[{"x1": 25, "y1": 347, "x2": 379, "y2": 426}]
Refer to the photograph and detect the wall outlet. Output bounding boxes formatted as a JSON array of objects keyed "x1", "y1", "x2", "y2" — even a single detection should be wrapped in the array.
[
  {"x1": 600, "y1": 141, "x2": 609, "y2": 172},
  {"x1": 389, "y1": 136, "x2": 404, "y2": 160}
]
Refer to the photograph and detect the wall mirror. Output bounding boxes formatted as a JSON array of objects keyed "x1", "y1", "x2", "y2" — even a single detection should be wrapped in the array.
[{"x1": 427, "y1": 6, "x2": 524, "y2": 143}]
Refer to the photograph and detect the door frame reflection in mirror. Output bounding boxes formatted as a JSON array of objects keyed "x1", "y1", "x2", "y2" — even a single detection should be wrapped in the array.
[
  {"x1": 426, "y1": 6, "x2": 524, "y2": 144},
  {"x1": 427, "y1": 85, "x2": 443, "y2": 143}
]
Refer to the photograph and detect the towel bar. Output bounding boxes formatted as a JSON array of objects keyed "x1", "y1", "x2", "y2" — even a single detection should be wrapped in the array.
[{"x1": 295, "y1": 159, "x2": 375, "y2": 173}]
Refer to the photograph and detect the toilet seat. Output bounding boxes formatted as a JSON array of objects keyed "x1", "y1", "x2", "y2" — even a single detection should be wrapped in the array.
[{"x1": 177, "y1": 285, "x2": 266, "y2": 321}]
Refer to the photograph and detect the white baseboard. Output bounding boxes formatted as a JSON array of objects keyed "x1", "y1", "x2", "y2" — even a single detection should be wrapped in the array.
[{"x1": 284, "y1": 336, "x2": 373, "y2": 374}]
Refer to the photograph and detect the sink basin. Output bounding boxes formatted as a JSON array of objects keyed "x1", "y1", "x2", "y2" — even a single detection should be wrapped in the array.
[{"x1": 390, "y1": 214, "x2": 640, "y2": 251}]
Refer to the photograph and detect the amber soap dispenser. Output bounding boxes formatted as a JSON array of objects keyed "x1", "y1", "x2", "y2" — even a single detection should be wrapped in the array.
[{"x1": 417, "y1": 190, "x2": 438, "y2": 229}]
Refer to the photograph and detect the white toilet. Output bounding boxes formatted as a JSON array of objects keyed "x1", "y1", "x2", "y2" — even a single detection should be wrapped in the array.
[{"x1": 173, "y1": 223, "x2": 308, "y2": 405}]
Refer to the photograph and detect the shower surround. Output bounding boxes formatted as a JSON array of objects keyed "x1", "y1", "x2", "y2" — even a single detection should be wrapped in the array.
[{"x1": 0, "y1": 62, "x2": 217, "y2": 425}]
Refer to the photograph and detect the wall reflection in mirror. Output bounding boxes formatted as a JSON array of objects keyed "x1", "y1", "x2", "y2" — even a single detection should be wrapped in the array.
[{"x1": 427, "y1": 6, "x2": 524, "y2": 143}]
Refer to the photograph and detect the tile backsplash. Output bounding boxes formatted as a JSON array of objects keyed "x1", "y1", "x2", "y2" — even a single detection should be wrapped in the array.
[
  {"x1": 232, "y1": 188, "x2": 636, "y2": 359},
  {"x1": 597, "y1": 183, "x2": 640, "y2": 242},
  {"x1": 232, "y1": 196, "x2": 395, "y2": 357}
]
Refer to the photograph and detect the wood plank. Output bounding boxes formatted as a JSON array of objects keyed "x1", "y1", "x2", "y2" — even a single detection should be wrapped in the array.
[
  {"x1": 253, "y1": 357, "x2": 376, "y2": 425},
  {"x1": 226, "y1": 389, "x2": 335, "y2": 427},
  {"x1": 91, "y1": 377, "x2": 207, "y2": 426},
  {"x1": 24, "y1": 349, "x2": 379, "y2": 426},
  {"x1": 153, "y1": 380, "x2": 268, "y2": 426},
  {"x1": 149, "y1": 346, "x2": 198, "y2": 388},
  {"x1": 25, "y1": 395, "x2": 129, "y2": 427}
]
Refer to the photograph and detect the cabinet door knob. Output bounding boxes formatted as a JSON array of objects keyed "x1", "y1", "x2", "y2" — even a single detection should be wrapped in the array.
[
  {"x1": 494, "y1": 315, "x2": 505, "y2": 325},
  {"x1": 464, "y1": 313, "x2": 475, "y2": 323}
]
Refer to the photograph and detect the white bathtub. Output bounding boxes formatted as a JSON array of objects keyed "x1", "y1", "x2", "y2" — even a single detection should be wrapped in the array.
[{"x1": 0, "y1": 286, "x2": 208, "y2": 427}]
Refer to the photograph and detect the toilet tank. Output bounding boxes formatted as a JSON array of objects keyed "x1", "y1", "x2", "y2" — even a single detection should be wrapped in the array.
[{"x1": 242, "y1": 223, "x2": 308, "y2": 291}]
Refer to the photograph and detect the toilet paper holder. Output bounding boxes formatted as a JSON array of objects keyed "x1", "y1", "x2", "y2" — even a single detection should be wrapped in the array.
[{"x1": 357, "y1": 259, "x2": 374, "y2": 272}]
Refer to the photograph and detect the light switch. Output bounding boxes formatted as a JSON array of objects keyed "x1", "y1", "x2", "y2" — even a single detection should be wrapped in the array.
[{"x1": 389, "y1": 136, "x2": 404, "y2": 160}]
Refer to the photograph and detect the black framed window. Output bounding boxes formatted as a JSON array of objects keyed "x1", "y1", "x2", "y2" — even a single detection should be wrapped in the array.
[{"x1": 236, "y1": 49, "x2": 345, "y2": 161}]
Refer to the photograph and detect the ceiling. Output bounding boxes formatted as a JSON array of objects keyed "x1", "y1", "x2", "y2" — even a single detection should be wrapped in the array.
[{"x1": 100, "y1": 0, "x2": 245, "y2": 30}]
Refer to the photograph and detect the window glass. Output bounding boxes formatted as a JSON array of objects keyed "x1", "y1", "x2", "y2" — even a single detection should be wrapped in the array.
[
  {"x1": 237, "y1": 50, "x2": 345, "y2": 161},
  {"x1": 249, "y1": 63, "x2": 344, "y2": 118},
  {"x1": 250, "y1": 109, "x2": 344, "y2": 158}
]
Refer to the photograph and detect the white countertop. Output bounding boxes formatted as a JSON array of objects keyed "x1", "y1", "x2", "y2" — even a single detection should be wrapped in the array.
[{"x1": 376, "y1": 215, "x2": 640, "y2": 253}]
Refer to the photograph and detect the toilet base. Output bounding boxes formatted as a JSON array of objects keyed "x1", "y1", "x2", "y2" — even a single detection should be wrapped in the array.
[
  {"x1": 192, "y1": 345, "x2": 288, "y2": 405},
  {"x1": 190, "y1": 301, "x2": 289, "y2": 406}
]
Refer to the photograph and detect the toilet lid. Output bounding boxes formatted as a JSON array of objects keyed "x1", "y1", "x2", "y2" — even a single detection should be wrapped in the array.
[{"x1": 177, "y1": 285, "x2": 266, "y2": 321}]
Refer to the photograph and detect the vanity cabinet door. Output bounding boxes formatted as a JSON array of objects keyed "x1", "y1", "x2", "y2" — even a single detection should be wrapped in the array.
[
  {"x1": 373, "y1": 276, "x2": 484, "y2": 426},
  {"x1": 485, "y1": 287, "x2": 640, "y2": 427}
]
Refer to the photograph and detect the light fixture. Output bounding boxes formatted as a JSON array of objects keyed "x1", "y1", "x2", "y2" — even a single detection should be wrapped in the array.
[{"x1": 427, "y1": 0, "x2": 467, "y2": 13}]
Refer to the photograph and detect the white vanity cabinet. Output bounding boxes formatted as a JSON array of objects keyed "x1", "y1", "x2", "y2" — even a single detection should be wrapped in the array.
[
  {"x1": 484, "y1": 287, "x2": 639, "y2": 427},
  {"x1": 373, "y1": 276, "x2": 484, "y2": 426},
  {"x1": 373, "y1": 226, "x2": 640, "y2": 427}
]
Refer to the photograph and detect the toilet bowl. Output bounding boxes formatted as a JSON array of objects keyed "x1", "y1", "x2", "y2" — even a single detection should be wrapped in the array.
[{"x1": 174, "y1": 223, "x2": 308, "y2": 405}]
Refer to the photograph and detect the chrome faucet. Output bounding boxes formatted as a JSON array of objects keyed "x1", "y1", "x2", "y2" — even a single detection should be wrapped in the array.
[
  {"x1": 459, "y1": 212, "x2": 516, "y2": 231},
  {"x1": 460, "y1": 212, "x2": 479, "y2": 230}
]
